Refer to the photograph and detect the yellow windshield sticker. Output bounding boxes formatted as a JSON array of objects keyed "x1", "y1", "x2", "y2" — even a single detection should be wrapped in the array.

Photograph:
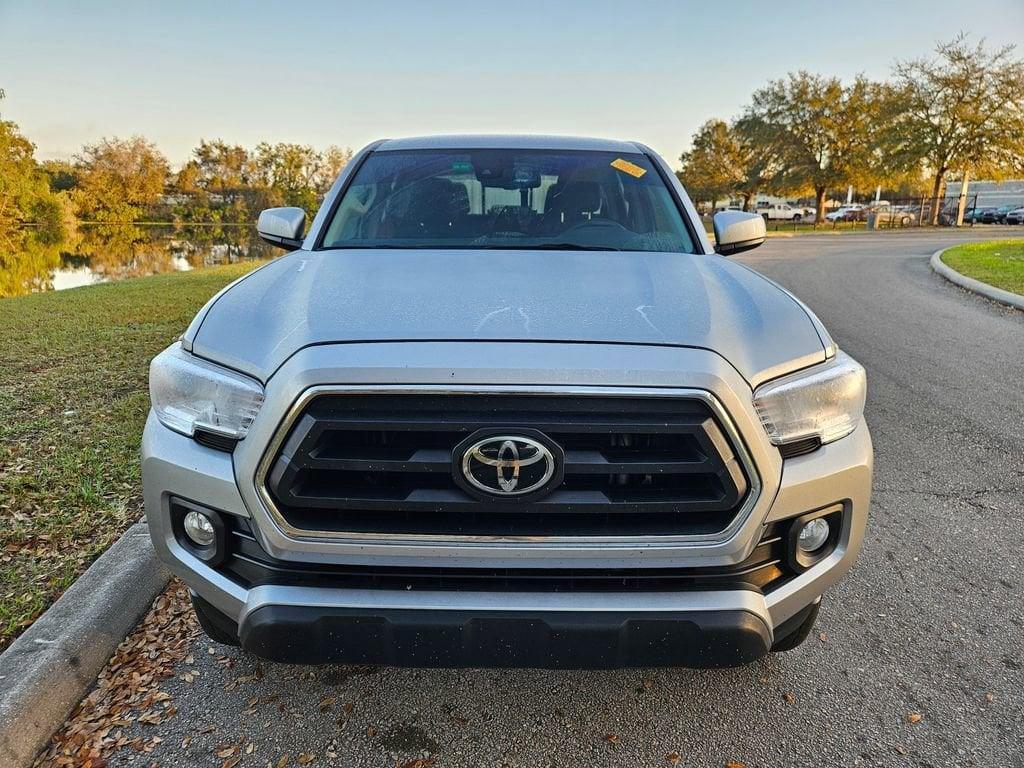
[{"x1": 610, "y1": 158, "x2": 647, "y2": 178}]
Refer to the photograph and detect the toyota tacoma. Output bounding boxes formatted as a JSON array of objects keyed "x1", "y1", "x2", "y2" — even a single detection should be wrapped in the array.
[{"x1": 143, "y1": 135, "x2": 872, "y2": 668}]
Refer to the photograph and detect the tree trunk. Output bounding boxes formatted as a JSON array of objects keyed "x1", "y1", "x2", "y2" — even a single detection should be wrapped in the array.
[
  {"x1": 814, "y1": 187, "x2": 827, "y2": 224},
  {"x1": 929, "y1": 170, "x2": 946, "y2": 226},
  {"x1": 742, "y1": 193, "x2": 752, "y2": 212}
]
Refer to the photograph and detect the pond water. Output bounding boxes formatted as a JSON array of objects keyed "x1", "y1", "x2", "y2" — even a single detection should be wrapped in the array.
[{"x1": 0, "y1": 224, "x2": 277, "y2": 299}]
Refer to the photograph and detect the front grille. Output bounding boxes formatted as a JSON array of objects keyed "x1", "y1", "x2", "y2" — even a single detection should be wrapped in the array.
[
  {"x1": 262, "y1": 394, "x2": 751, "y2": 539},
  {"x1": 222, "y1": 517, "x2": 790, "y2": 594}
]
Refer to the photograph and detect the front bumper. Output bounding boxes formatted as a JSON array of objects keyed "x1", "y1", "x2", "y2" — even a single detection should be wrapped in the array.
[
  {"x1": 142, "y1": 342, "x2": 873, "y2": 667},
  {"x1": 239, "y1": 599, "x2": 773, "y2": 669}
]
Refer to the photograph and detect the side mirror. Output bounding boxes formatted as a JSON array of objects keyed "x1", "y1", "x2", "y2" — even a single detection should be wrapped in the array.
[
  {"x1": 257, "y1": 207, "x2": 306, "y2": 250},
  {"x1": 713, "y1": 211, "x2": 766, "y2": 256}
]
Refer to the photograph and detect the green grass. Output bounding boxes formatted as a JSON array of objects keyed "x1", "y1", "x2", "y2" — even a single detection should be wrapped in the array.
[
  {"x1": 942, "y1": 240, "x2": 1024, "y2": 295},
  {"x1": 0, "y1": 261, "x2": 265, "y2": 650}
]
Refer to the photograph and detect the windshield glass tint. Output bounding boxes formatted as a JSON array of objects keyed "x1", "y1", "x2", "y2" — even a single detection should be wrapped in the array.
[{"x1": 319, "y1": 149, "x2": 695, "y2": 252}]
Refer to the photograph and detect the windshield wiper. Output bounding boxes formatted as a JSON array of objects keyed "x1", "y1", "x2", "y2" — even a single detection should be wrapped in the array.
[{"x1": 480, "y1": 243, "x2": 622, "y2": 251}]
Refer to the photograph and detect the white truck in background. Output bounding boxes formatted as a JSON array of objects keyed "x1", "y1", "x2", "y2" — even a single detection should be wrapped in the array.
[{"x1": 756, "y1": 202, "x2": 811, "y2": 222}]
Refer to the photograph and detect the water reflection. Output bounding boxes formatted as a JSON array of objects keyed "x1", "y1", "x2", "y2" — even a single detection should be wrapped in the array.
[{"x1": 0, "y1": 224, "x2": 275, "y2": 298}]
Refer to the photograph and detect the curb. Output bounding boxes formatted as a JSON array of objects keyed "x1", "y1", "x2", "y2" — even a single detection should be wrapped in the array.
[
  {"x1": 0, "y1": 521, "x2": 170, "y2": 767},
  {"x1": 930, "y1": 247, "x2": 1024, "y2": 311}
]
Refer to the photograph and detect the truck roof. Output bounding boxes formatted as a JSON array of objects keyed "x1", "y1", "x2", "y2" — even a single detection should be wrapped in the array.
[{"x1": 376, "y1": 134, "x2": 644, "y2": 153}]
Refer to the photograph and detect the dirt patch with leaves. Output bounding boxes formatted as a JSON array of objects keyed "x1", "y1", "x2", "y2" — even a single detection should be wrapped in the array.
[{"x1": 33, "y1": 581, "x2": 199, "y2": 767}]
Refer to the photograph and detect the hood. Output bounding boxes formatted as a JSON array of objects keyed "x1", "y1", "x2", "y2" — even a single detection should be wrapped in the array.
[{"x1": 188, "y1": 249, "x2": 827, "y2": 385}]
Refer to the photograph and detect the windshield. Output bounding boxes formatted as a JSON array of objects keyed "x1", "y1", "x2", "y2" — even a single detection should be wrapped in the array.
[{"x1": 319, "y1": 149, "x2": 696, "y2": 252}]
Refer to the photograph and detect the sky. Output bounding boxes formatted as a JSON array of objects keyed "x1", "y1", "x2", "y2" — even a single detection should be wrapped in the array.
[{"x1": 2, "y1": 0, "x2": 1023, "y2": 169}]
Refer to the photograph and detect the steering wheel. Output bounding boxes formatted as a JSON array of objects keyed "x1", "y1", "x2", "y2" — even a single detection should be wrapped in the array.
[{"x1": 560, "y1": 218, "x2": 631, "y2": 235}]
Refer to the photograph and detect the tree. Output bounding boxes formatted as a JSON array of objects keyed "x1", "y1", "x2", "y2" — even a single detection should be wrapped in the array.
[
  {"x1": 73, "y1": 136, "x2": 170, "y2": 222},
  {"x1": 893, "y1": 35, "x2": 1024, "y2": 224},
  {"x1": 0, "y1": 117, "x2": 66, "y2": 246},
  {"x1": 315, "y1": 145, "x2": 353, "y2": 195},
  {"x1": 678, "y1": 120, "x2": 746, "y2": 209},
  {"x1": 736, "y1": 73, "x2": 888, "y2": 222},
  {"x1": 250, "y1": 142, "x2": 324, "y2": 215},
  {"x1": 678, "y1": 120, "x2": 784, "y2": 212},
  {"x1": 41, "y1": 159, "x2": 79, "y2": 193},
  {"x1": 186, "y1": 140, "x2": 251, "y2": 196}
]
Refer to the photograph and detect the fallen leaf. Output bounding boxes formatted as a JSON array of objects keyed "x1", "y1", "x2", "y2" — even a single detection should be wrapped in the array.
[
  {"x1": 297, "y1": 754, "x2": 315, "y2": 765},
  {"x1": 819, "y1": 632, "x2": 828, "y2": 642},
  {"x1": 906, "y1": 712, "x2": 923, "y2": 724},
  {"x1": 216, "y1": 745, "x2": 239, "y2": 758},
  {"x1": 726, "y1": 762, "x2": 747, "y2": 768},
  {"x1": 783, "y1": 692, "x2": 796, "y2": 705},
  {"x1": 275, "y1": 755, "x2": 290, "y2": 768},
  {"x1": 221, "y1": 758, "x2": 241, "y2": 768},
  {"x1": 665, "y1": 751, "x2": 682, "y2": 764},
  {"x1": 30, "y1": 583, "x2": 201, "y2": 768},
  {"x1": 603, "y1": 733, "x2": 620, "y2": 745}
]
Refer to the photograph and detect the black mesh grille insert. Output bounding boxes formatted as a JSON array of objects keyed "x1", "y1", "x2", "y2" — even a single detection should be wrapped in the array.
[{"x1": 264, "y1": 394, "x2": 751, "y2": 538}]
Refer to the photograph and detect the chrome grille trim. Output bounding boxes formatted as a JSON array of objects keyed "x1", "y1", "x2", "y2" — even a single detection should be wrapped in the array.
[{"x1": 253, "y1": 385, "x2": 762, "y2": 547}]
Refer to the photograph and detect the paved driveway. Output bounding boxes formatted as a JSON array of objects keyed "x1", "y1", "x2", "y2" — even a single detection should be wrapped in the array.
[{"x1": 86, "y1": 231, "x2": 1024, "y2": 767}]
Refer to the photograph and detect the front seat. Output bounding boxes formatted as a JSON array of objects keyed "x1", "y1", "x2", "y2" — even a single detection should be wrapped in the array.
[
  {"x1": 541, "y1": 180, "x2": 604, "y2": 232},
  {"x1": 388, "y1": 178, "x2": 469, "y2": 238}
]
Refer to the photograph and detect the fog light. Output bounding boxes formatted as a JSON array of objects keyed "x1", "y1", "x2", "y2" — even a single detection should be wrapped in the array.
[
  {"x1": 183, "y1": 510, "x2": 216, "y2": 547},
  {"x1": 797, "y1": 518, "x2": 830, "y2": 552}
]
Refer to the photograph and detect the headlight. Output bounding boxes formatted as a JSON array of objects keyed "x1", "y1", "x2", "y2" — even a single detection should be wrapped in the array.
[
  {"x1": 752, "y1": 351, "x2": 866, "y2": 449},
  {"x1": 149, "y1": 343, "x2": 264, "y2": 440}
]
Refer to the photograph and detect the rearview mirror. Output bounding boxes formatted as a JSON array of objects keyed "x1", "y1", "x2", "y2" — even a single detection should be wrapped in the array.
[
  {"x1": 257, "y1": 207, "x2": 306, "y2": 250},
  {"x1": 713, "y1": 211, "x2": 766, "y2": 256}
]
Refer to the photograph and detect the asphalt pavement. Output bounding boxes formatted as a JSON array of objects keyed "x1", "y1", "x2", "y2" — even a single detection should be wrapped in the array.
[{"x1": 95, "y1": 230, "x2": 1024, "y2": 768}]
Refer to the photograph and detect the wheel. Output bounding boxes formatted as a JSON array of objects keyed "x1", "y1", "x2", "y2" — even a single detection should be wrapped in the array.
[
  {"x1": 191, "y1": 591, "x2": 241, "y2": 646},
  {"x1": 793, "y1": 214, "x2": 802, "y2": 222},
  {"x1": 771, "y1": 598, "x2": 820, "y2": 652},
  {"x1": 901, "y1": 216, "x2": 911, "y2": 226},
  {"x1": 761, "y1": 213, "x2": 769, "y2": 222}
]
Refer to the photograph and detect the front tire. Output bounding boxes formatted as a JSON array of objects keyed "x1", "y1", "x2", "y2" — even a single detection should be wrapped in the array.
[
  {"x1": 191, "y1": 591, "x2": 241, "y2": 646},
  {"x1": 771, "y1": 599, "x2": 820, "y2": 652}
]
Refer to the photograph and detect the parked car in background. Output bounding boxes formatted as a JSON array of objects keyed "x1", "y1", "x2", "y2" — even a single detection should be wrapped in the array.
[
  {"x1": 963, "y1": 207, "x2": 990, "y2": 224},
  {"x1": 825, "y1": 204, "x2": 865, "y2": 222},
  {"x1": 980, "y1": 205, "x2": 1016, "y2": 223},
  {"x1": 1003, "y1": 207, "x2": 1024, "y2": 225},
  {"x1": 871, "y1": 205, "x2": 917, "y2": 227},
  {"x1": 757, "y1": 202, "x2": 806, "y2": 222}
]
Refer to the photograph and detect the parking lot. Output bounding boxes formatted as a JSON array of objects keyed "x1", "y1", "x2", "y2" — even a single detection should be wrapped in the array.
[{"x1": 47, "y1": 230, "x2": 1024, "y2": 768}]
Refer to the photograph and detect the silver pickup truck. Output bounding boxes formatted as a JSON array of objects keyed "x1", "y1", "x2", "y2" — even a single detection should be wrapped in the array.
[{"x1": 143, "y1": 135, "x2": 872, "y2": 668}]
